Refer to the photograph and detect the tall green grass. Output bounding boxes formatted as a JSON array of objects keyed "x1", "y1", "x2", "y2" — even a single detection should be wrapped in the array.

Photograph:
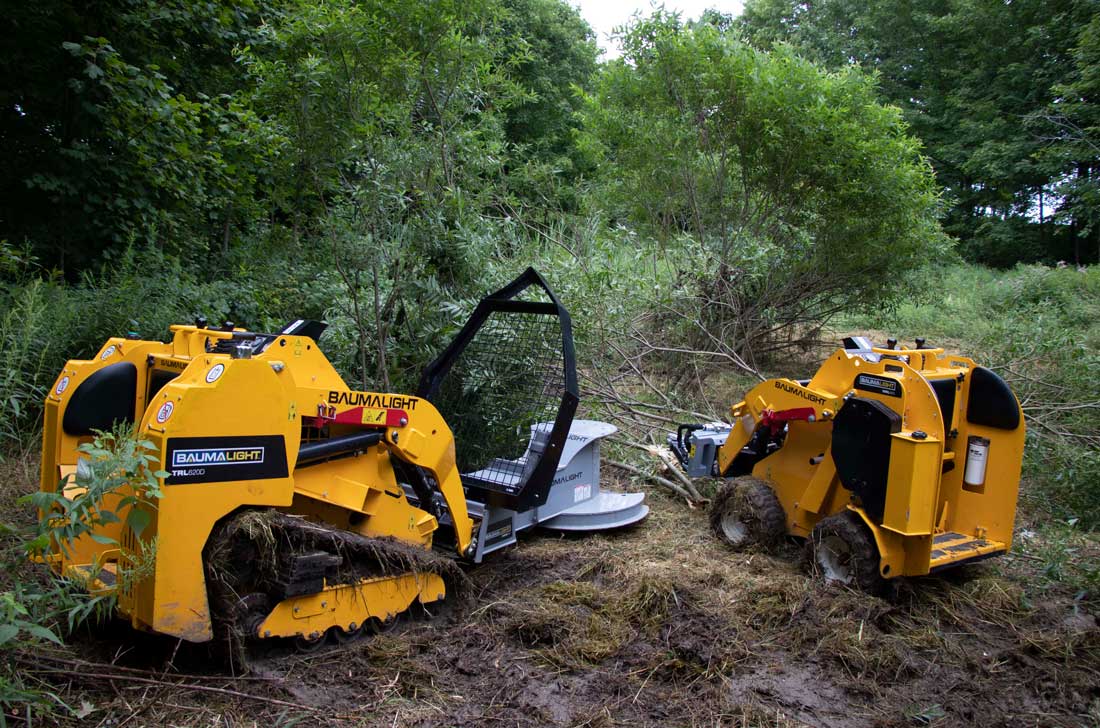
[{"x1": 0, "y1": 282, "x2": 53, "y2": 453}]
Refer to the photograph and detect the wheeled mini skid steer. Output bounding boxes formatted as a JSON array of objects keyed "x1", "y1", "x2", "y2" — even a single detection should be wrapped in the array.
[
  {"x1": 670, "y1": 337, "x2": 1025, "y2": 592},
  {"x1": 36, "y1": 269, "x2": 647, "y2": 648}
]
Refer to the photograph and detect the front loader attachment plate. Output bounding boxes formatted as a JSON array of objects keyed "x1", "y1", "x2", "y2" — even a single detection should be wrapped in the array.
[{"x1": 418, "y1": 268, "x2": 579, "y2": 511}]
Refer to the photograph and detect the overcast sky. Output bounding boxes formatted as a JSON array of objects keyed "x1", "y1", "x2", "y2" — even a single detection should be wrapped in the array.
[{"x1": 574, "y1": 1, "x2": 745, "y2": 59}]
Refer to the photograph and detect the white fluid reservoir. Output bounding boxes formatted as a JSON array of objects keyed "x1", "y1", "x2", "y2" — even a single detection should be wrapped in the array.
[{"x1": 964, "y1": 436, "x2": 990, "y2": 487}]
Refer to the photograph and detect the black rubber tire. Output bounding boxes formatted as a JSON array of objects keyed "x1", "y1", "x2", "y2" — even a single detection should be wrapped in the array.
[
  {"x1": 708, "y1": 477, "x2": 787, "y2": 552},
  {"x1": 805, "y1": 512, "x2": 888, "y2": 595}
]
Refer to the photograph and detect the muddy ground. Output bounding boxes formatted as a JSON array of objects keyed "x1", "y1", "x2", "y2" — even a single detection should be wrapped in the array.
[{"x1": 3, "y1": 453, "x2": 1098, "y2": 728}]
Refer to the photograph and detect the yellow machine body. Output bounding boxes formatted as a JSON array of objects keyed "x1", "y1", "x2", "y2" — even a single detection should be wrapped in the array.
[
  {"x1": 40, "y1": 325, "x2": 475, "y2": 643},
  {"x1": 712, "y1": 345, "x2": 1025, "y2": 578}
]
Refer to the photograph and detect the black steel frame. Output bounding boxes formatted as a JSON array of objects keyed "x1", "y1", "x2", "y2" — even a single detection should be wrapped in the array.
[{"x1": 417, "y1": 268, "x2": 579, "y2": 510}]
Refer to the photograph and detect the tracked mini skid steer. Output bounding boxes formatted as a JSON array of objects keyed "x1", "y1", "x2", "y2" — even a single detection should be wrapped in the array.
[
  {"x1": 36, "y1": 269, "x2": 646, "y2": 647},
  {"x1": 670, "y1": 337, "x2": 1025, "y2": 592}
]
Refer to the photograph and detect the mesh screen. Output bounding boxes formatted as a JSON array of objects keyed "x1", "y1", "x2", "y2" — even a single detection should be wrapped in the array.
[{"x1": 431, "y1": 308, "x2": 566, "y2": 494}]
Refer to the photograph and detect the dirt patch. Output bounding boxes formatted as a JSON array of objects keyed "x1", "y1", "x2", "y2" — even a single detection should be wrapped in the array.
[
  {"x1": 728, "y1": 657, "x2": 856, "y2": 728},
  {"x1": 4, "y1": 463, "x2": 1100, "y2": 727}
]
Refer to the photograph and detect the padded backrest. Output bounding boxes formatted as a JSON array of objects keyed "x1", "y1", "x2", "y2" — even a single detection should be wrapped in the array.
[
  {"x1": 966, "y1": 367, "x2": 1021, "y2": 430},
  {"x1": 62, "y1": 362, "x2": 137, "y2": 436}
]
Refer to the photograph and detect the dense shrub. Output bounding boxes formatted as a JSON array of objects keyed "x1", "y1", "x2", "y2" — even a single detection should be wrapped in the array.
[{"x1": 579, "y1": 12, "x2": 948, "y2": 364}]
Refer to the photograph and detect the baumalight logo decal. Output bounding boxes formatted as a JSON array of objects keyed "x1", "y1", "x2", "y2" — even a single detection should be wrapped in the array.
[
  {"x1": 101, "y1": 345, "x2": 117, "y2": 360},
  {"x1": 327, "y1": 391, "x2": 418, "y2": 410},
  {"x1": 165, "y1": 435, "x2": 288, "y2": 485},
  {"x1": 855, "y1": 373, "x2": 901, "y2": 397},
  {"x1": 171, "y1": 447, "x2": 264, "y2": 468},
  {"x1": 55, "y1": 376, "x2": 70, "y2": 395},
  {"x1": 773, "y1": 380, "x2": 828, "y2": 405}
]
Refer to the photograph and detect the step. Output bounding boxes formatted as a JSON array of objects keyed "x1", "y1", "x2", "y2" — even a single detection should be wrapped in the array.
[
  {"x1": 65, "y1": 563, "x2": 118, "y2": 592},
  {"x1": 928, "y1": 531, "x2": 1006, "y2": 572},
  {"x1": 540, "y1": 491, "x2": 649, "y2": 531}
]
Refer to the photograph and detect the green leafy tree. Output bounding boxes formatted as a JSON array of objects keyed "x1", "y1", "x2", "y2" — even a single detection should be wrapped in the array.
[
  {"x1": 739, "y1": 0, "x2": 1099, "y2": 265},
  {"x1": 580, "y1": 11, "x2": 946, "y2": 360},
  {"x1": 239, "y1": 0, "x2": 524, "y2": 388},
  {"x1": 0, "y1": 1, "x2": 272, "y2": 269},
  {"x1": 494, "y1": 0, "x2": 600, "y2": 214},
  {"x1": 1041, "y1": 10, "x2": 1100, "y2": 265}
]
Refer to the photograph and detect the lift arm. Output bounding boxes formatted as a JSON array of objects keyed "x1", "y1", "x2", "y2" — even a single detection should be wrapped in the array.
[
  {"x1": 715, "y1": 378, "x2": 842, "y2": 475},
  {"x1": 316, "y1": 393, "x2": 477, "y2": 558}
]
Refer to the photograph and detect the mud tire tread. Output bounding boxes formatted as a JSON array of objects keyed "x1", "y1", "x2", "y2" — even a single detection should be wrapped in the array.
[
  {"x1": 709, "y1": 476, "x2": 787, "y2": 552},
  {"x1": 805, "y1": 511, "x2": 888, "y2": 596}
]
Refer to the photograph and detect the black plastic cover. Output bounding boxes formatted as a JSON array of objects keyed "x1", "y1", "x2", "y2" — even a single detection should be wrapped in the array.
[
  {"x1": 417, "y1": 268, "x2": 578, "y2": 510},
  {"x1": 146, "y1": 368, "x2": 179, "y2": 403},
  {"x1": 966, "y1": 367, "x2": 1021, "y2": 430},
  {"x1": 831, "y1": 396, "x2": 902, "y2": 522},
  {"x1": 62, "y1": 362, "x2": 137, "y2": 436},
  {"x1": 280, "y1": 319, "x2": 328, "y2": 341},
  {"x1": 928, "y1": 377, "x2": 957, "y2": 433},
  {"x1": 842, "y1": 336, "x2": 875, "y2": 350}
]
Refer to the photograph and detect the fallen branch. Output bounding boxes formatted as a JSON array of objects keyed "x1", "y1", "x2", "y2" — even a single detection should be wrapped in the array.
[
  {"x1": 25, "y1": 653, "x2": 281, "y2": 682},
  {"x1": 607, "y1": 459, "x2": 695, "y2": 503},
  {"x1": 1026, "y1": 400, "x2": 1100, "y2": 413},
  {"x1": 1025, "y1": 413, "x2": 1100, "y2": 447},
  {"x1": 609, "y1": 437, "x2": 704, "y2": 502}
]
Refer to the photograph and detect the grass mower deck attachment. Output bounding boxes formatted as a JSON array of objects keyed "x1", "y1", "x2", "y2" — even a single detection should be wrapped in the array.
[
  {"x1": 35, "y1": 268, "x2": 646, "y2": 648},
  {"x1": 669, "y1": 337, "x2": 1025, "y2": 592}
]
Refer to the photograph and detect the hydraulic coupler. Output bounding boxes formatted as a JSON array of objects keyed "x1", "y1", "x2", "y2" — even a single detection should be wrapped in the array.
[{"x1": 667, "y1": 423, "x2": 732, "y2": 477}]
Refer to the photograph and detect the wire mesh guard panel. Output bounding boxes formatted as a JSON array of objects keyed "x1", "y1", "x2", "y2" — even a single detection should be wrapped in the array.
[{"x1": 432, "y1": 307, "x2": 566, "y2": 495}]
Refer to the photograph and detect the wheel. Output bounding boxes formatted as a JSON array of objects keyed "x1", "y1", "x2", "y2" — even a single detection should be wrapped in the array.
[
  {"x1": 708, "y1": 477, "x2": 787, "y2": 552},
  {"x1": 237, "y1": 593, "x2": 271, "y2": 640},
  {"x1": 293, "y1": 630, "x2": 328, "y2": 652},
  {"x1": 332, "y1": 623, "x2": 364, "y2": 644},
  {"x1": 805, "y1": 512, "x2": 888, "y2": 595}
]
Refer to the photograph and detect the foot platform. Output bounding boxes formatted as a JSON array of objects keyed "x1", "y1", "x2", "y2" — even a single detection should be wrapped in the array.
[{"x1": 928, "y1": 531, "x2": 1006, "y2": 572}]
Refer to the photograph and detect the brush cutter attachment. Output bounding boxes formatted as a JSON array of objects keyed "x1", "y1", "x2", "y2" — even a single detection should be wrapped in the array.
[
  {"x1": 418, "y1": 268, "x2": 578, "y2": 510},
  {"x1": 419, "y1": 268, "x2": 647, "y2": 561}
]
